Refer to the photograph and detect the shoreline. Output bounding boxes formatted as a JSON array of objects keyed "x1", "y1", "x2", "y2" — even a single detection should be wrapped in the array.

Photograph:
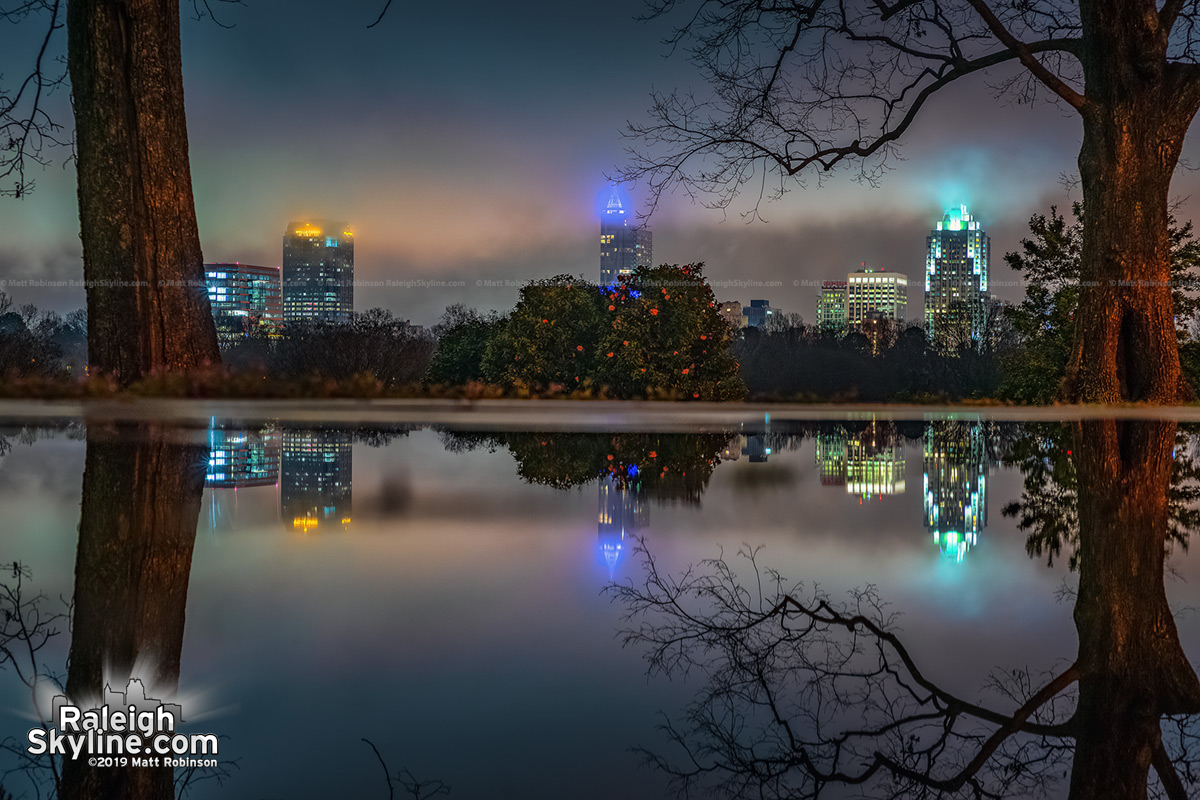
[{"x1": 0, "y1": 397, "x2": 1198, "y2": 428}]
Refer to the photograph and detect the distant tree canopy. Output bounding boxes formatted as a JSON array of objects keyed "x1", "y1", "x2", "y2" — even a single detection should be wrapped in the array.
[
  {"x1": 224, "y1": 308, "x2": 433, "y2": 387},
  {"x1": 429, "y1": 265, "x2": 746, "y2": 399},
  {"x1": 482, "y1": 275, "x2": 609, "y2": 389},
  {"x1": 732, "y1": 314, "x2": 1014, "y2": 401},
  {"x1": 595, "y1": 264, "x2": 744, "y2": 400},
  {"x1": 425, "y1": 304, "x2": 504, "y2": 385},
  {"x1": 0, "y1": 292, "x2": 87, "y2": 378}
]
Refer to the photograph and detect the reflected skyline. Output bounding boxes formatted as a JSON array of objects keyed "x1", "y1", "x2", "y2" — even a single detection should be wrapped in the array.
[{"x1": 197, "y1": 421, "x2": 1004, "y2": 565}]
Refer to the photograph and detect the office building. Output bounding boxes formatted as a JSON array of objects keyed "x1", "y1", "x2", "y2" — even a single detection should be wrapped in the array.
[
  {"x1": 846, "y1": 267, "x2": 906, "y2": 331},
  {"x1": 718, "y1": 301, "x2": 744, "y2": 330},
  {"x1": 282, "y1": 220, "x2": 354, "y2": 323},
  {"x1": 817, "y1": 281, "x2": 848, "y2": 336},
  {"x1": 742, "y1": 299, "x2": 776, "y2": 329},
  {"x1": 205, "y1": 263, "x2": 283, "y2": 341},
  {"x1": 599, "y1": 189, "x2": 652, "y2": 286},
  {"x1": 925, "y1": 205, "x2": 989, "y2": 342}
]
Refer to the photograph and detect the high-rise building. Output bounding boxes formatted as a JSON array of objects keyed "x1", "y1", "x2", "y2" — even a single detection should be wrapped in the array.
[
  {"x1": 282, "y1": 220, "x2": 354, "y2": 323},
  {"x1": 925, "y1": 205, "x2": 989, "y2": 342},
  {"x1": 817, "y1": 281, "x2": 848, "y2": 336},
  {"x1": 204, "y1": 263, "x2": 283, "y2": 342},
  {"x1": 846, "y1": 267, "x2": 906, "y2": 331},
  {"x1": 599, "y1": 189, "x2": 652, "y2": 286}
]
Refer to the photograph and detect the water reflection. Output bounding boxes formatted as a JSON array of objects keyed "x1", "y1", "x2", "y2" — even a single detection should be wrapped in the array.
[
  {"x1": 61, "y1": 423, "x2": 207, "y2": 800},
  {"x1": 611, "y1": 419, "x2": 1200, "y2": 799},
  {"x1": 816, "y1": 419, "x2": 906, "y2": 500},
  {"x1": 202, "y1": 424, "x2": 280, "y2": 532},
  {"x1": 0, "y1": 416, "x2": 1196, "y2": 798},
  {"x1": 923, "y1": 421, "x2": 998, "y2": 562},
  {"x1": 281, "y1": 430, "x2": 353, "y2": 532}
]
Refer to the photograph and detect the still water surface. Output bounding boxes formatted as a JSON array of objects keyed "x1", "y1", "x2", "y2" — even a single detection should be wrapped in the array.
[{"x1": 0, "y1": 415, "x2": 1196, "y2": 799}]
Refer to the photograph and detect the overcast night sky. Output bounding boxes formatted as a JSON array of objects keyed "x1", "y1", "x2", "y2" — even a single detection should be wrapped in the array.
[{"x1": 3, "y1": 0, "x2": 1200, "y2": 327}]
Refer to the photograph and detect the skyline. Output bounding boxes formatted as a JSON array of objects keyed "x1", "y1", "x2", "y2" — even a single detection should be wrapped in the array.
[{"x1": 4, "y1": 0, "x2": 1200, "y2": 328}]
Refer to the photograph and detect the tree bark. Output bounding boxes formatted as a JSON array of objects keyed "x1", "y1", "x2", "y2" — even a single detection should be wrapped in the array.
[
  {"x1": 1068, "y1": 420, "x2": 1200, "y2": 799},
  {"x1": 59, "y1": 424, "x2": 205, "y2": 800},
  {"x1": 66, "y1": 0, "x2": 220, "y2": 384},
  {"x1": 1063, "y1": 0, "x2": 1200, "y2": 403}
]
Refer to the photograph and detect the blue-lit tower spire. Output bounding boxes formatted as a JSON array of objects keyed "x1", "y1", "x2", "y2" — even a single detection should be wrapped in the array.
[{"x1": 599, "y1": 187, "x2": 652, "y2": 286}]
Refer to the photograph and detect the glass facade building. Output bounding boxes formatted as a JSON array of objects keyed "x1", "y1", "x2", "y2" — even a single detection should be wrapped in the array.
[
  {"x1": 742, "y1": 299, "x2": 776, "y2": 329},
  {"x1": 282, "y1": 220, "x2": 354, "y2": 323},
  {"x1": 204, "y1": 263, "x2": 283, "y2": 341},
  {"x1": 599, "y1": 190, "x2": 652, "y2": 286},
  {"x1": 925, "y1": 205, "x2": 989, "y2": 342}
]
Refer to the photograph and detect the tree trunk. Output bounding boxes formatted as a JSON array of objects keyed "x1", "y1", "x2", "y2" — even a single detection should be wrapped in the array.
[
  {"x1": 67, "y1": 0, "x2": 220, "y2": 384},
  {"x1": 59, "y1": 424, "x2": 205, "y2": 800},
  {"x1": 1063, "y1": 0, "x2": 1200, "y2": 403},
  {"x1": 1068, "y1": 420, "x2": 1200, "y2": 799}
]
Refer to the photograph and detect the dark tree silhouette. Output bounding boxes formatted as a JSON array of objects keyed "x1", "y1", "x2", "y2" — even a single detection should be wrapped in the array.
[
  {"x1": 622, "y1": 0, "x2": 1200, "y2": 403},
  {"x1": 66, "y1": 0, "x2": 222, "y2": 383},
  {"x1": 59, "y1": 422, "x2": 208, "y2": 800},
  {"x1": 610, "y1": 420, "x2": 1200, "y2": 799}
]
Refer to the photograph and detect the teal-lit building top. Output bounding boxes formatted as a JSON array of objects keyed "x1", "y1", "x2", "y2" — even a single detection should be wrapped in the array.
[{"x1": 925, "y1": 205, "x2": 990, "y2": 342}]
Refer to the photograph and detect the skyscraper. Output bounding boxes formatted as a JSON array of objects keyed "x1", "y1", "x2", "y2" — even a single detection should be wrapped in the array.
[
  {"x1": 282, "y1": 220, "x2": 354, "y2": 323},
  {"x1": 599, "y1": 189, "x2": 652, "y2": 286},
  {"x1": 925, "y1": 205, "x2": 989, "y2": 342},
  {"x1": 817, "y1": 281, "x2": 848, "y2": 336},
  {"x1": 846, "y1": 267, "x2": 906, "y2": 330}
]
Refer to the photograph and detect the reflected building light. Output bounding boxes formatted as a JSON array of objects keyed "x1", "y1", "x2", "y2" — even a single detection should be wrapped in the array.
[
  {"x1": 742, "y1": 435, "x2": 770, "y2": 462},
  {"x1": 202, "y1": 421, "x2": 282, "y2": 533},
  {"x1": 598, "y1": 471, "x2": 648, "y2": 577},
  {"x1": 923, "y1": 422, "x2": 990, "y2": 562},
  {"x1": 816, "y1": 420, "x2": 905, "y2": 501},
  {"x1": 281, "y1": 430, "x2": 353, "y2": 533}
]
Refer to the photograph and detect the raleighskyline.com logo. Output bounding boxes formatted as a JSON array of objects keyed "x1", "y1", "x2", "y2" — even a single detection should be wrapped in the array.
[{"x1": 26, "y1": 679, "x2": 219, "y2": 767}]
